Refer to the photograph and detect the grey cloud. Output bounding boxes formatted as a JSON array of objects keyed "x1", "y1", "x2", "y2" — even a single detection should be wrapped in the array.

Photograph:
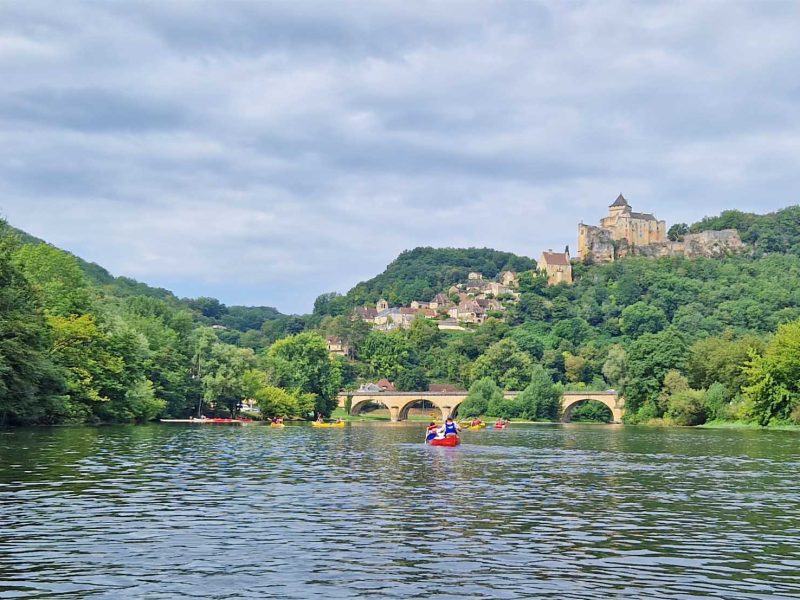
[{"x1": 1, "y1": 1, "x2": 799, "y2": 312}]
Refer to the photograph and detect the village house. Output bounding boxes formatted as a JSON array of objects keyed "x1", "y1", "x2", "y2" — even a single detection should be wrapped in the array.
[
  {"x1": 326, "y1": 336, "x2": 351, "y2": 357},
  {"x1": 500, "y1": 271, "x2": 519, "y2": 287},
  {"x1": 538, "y1": 250, "x2": 573, "y2": 285},
  {"x1": 468, "y1": 272, "x2": 483, "y2": 281}
]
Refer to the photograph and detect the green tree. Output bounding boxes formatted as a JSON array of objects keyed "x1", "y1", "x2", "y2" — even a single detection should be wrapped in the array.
[
  {"x1": 620, "y1": 302, "x2": 667, "y2": 338},
  {"x1": 459, "y1": 377, "x2": 503, "y2": 417},
  {"x1": 359, "y1": 331, "x2": 416, "y2": 380},
  {"x1": 687, "y1": 332, "x2": 763, "y2": 394},
  {"x1": 395, "y1": 366, "x2": 429, "y2": 392},
  {"x1": 471, "y1": 339, "x2": 533, "y2": 390},
  {"x1": 13, "y1": 244, "x2": 92, "y2": 316},
  {"x1": 743, "y1": 320, "x2": 800, "y2": 425},
  {"x1": 624, "y1": 330, "x2": 688, "y2": 418},
  {"x1": 0, "y1": 224, "x2": 64, "y2": 424},
  {"x1": 517, "y1": 365, "x2": 560, "y2": 421},
  {"x1": 263, "y1": 332, "x2": 342, "y2": 417},
  {"x1": 202, "y1": 343, "x2": 257, "y2": 416}
]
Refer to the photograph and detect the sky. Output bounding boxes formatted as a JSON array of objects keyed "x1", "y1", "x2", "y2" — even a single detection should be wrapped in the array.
[{"x1": 1, "y1": 1, "x2": 800, "y2": 313}]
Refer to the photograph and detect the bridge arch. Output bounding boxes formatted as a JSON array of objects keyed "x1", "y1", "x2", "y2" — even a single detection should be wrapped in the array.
[
  {"x1": 397, "y1": 398, "x2": 446, "y2": 421},
  {"x1": 350, "y1": 398, "x2": 390, "y2": 417},
  {"x1": 560, "y1": 392, "x2": 623, "y2": 423}
]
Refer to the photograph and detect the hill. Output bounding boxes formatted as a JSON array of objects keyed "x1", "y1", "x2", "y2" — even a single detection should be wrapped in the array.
[
  {"x1": 313, "y1": 247, "x2": 537, "y2": 315},
  {"x1": 689, "y1": 205, "x2": 800, "y2": 255}
]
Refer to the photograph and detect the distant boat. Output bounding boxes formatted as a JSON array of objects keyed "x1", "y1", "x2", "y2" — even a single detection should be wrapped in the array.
[{"x1": 160, "y1": 418, "x2": 252, "y2": 424}]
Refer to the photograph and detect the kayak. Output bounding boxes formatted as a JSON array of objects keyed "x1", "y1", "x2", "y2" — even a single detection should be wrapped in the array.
[
  {"x1": 467, "y1": 425, "x2": 484, "y2": 430},
  {"x1": 270, "y1": 423, "x2": 286, "y2": 428},
  {"x1": 428, "y1": 436, "x2": 460, "y2": 447},
  {"x1": 312, "y1": 421, "x2": 345, "y2": 428}
]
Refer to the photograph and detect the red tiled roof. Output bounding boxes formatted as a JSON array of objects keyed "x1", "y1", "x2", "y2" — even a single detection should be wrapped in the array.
[
  {"x1": 541, "y1": 252, "x2": 570, "y2": 266},
  {"x1": 376, "y1": 378, "x2": 396, "y2": 391}
]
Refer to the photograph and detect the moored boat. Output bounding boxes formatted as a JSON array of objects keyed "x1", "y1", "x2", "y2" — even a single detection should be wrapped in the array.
[{"x1": 160, "y1": 418, "x2": 251, "y2": 424}]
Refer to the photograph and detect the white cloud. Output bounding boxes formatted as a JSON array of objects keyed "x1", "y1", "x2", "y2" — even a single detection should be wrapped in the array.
[{"x1": 1, "y1": 1, "x2": 799, "y2": 312}]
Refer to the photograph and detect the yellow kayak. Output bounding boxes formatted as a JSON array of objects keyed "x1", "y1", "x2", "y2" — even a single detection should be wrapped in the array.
[
  {"x1": 270, "y1": 423, "x2": 285, "y2": 428},
  {"x1": 312, "y1": 421, "x2": 345, "y2": 428}
]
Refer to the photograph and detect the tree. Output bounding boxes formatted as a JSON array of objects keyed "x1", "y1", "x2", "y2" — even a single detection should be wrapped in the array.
[
  {"x1": 517, "y1": 365, "x2": 560, "y2": 420},
  {"x1": 471, "y1": 339, "x2": 533, "y2": 390},
  {"x1": 743, "y1": 320, "x2": 800, "y2": 425},
  {"x1": 359, "y1": 331, "x2": 416, "y2": 380},
  {"x1": 13, "y1": 244, "x2": 92, "y2": 316},
  {"x1": 395, "y1": 366, "x2": 429, "y2": 392},
  {"x1": 0, "y1": 223, "x2": 64, "y2": 425},
  {"x1": 620, "y1": 302, "x2": 667, "y2": 338},
  {"x1": 202, "y1": 343, "x2": 257, "y2": 416},
  {"x1": 263, "y1": 332, "x2": 342, "y2": 418},
  {"x1": 668, "y1": 223, "x2": 688, "y2": 241},
  {"x1": 687, "y1": 332, "x2": 763, "y2": 395},
  {"x1": 406, "y1": 317, "x2": 442, "y2": 353},
  {"x1": 624, "y1": 330, "x2": 688, "y2": 419},
  {"x1": 459, "y1": 377, "x2": 503, "y2": 417}
]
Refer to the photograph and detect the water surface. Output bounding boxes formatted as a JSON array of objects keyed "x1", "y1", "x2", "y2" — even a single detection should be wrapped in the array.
[{"x1": 1, "y1": 423, "x2": 799, "y2": 599}]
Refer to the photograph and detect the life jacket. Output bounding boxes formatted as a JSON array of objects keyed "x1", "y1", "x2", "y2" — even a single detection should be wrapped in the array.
[{"x1": 444, "y1": 422, "x2": 458, "y2": 435}]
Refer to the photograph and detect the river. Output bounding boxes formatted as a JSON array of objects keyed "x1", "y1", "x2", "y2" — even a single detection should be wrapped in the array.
[{"x1": 1, "y1": 423, "x2": 799, "y2": 599}]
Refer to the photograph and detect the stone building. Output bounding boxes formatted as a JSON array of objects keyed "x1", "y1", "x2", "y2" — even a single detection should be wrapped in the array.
[
  {"x1": 538, "y1": 251, "x2": 573, "y2": 285},
  {"x1": 578, "y1": 194, "x2": 743, "y2": 263}
]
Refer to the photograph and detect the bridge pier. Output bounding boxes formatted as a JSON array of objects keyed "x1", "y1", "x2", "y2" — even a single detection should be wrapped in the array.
[{"x1": 389, "y1": 407, "x2": 400, "y2": 422}]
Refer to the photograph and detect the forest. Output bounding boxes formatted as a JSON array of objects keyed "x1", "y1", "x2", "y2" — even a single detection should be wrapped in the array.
[{"x1": 2, "y1": 205, "x2": 800, "y2": 427}]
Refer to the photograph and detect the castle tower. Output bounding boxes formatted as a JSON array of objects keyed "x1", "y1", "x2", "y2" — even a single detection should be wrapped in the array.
[{"x1": 608, "y1": 194, "x2": 631, "y2": 218}]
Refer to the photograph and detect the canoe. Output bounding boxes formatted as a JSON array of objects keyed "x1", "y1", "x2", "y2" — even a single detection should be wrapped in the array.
[
  {"x1": 428, "y1": 436, "x2": 460, "y2": 447},
  {"x1": 160, "y1": 418, "x2": 249, "y2": 424},
  {"x1": 312, "y1": 421, "x2": 345, "y2": 428}
]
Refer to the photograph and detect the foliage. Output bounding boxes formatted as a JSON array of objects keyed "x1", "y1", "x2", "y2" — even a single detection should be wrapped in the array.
[
  {"x1": 517, "y1": 365, "x2": 560, "y2": 420},
  {"x1": 743, "y1": 320, "x2": 800, "y2": 425},
  {"x1": 459, "y1": 377, "x2": 503, "y2": 418},
  {"x1": 471, "y1": 339, "x2": 533, "y2": 390},
  {"x1": 262, "y1": 332, "x2": 342, "y2": 417}
]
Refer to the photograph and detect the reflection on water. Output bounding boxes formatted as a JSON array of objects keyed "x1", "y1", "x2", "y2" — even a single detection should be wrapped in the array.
[{"x1": 1, "y1": 423, "x2": 799, "y2": 599}]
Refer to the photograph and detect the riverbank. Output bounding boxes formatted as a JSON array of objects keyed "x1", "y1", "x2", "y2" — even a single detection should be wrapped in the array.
[{"x1": 699, "y1": 419, "x2": 800, "y2": 431}]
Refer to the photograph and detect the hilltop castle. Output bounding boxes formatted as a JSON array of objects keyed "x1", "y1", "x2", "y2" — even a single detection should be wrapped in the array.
[{"x1": 579, "y1": 195, "x2": 743, "y2": 263}]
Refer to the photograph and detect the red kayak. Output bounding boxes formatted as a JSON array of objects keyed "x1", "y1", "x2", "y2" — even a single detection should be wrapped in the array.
[{"x1": 428, "y1": 436, "x2": 460, "y2": 447}]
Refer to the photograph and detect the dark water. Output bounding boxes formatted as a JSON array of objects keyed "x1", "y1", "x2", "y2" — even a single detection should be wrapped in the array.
[{"x1": 1, "y1": 423, "x2": 799, "y2": 599}]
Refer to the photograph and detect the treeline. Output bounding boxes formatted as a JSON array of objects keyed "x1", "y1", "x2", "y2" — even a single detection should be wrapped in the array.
[{"x1": 0, "y1": 221, "x2": 341, "y2": 425}]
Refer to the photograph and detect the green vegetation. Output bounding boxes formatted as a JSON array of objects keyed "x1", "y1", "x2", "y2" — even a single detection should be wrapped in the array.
[
  {"x1": 0, "y1": 220, "x2": 337, "y2": 425},
  {"x1": 5, "y1": 205, "x2": 800, "y2": 428}
]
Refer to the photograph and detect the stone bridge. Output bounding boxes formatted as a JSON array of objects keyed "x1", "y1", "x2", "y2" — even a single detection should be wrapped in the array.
[{"x1": 338, "y1": 390, "x2": 623, "y2": 423}]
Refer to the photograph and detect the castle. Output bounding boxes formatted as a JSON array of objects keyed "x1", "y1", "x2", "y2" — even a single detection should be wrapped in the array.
[{"x1": 578, "y1": 195, "x2": 743, "y2": 263}]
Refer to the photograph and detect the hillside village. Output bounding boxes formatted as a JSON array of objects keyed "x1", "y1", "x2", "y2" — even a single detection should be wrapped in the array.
[{"x1": 329, "y1": 195, "x2": 746, "y2": 351}]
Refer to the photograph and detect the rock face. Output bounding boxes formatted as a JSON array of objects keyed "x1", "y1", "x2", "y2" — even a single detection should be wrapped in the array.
[{"x1": 579, "y1": 226, "x2": 744, "y2": 263}]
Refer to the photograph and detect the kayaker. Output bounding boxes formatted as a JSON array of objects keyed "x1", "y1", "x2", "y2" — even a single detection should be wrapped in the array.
[
  {"x1": 494, "y1": 418, "x2": 504, "y2": 428},
  {"x1": 315, "y1": 413, "x2": 324, "y2": 423},
  {"x1": 470, "y1": 418, "x2": 482, "y2": 427},
  {"x1": 425, "y1": 421, "x2": 439, "y2": 442},
  {"x1": 442, "y1": 417, "x2": 460, "y2": 437}
]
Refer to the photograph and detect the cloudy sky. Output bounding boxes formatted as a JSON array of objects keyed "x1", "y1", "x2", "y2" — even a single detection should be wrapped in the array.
[{"x1": 1, "y1": 1, "x2": 799, "y2": 313}]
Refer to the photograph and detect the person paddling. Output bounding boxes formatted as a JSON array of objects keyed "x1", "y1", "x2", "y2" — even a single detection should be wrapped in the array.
[
  {"x1": 425, "y1": 421, "x2": 439, "y2": 442},
  {"x1": 442, "y1": 416, "x2": 460, "y2": 438}
]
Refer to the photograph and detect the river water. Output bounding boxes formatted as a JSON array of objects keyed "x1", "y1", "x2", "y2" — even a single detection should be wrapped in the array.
[{"x1": 1, "y1": 423, "x2": 799, "y2": 599}]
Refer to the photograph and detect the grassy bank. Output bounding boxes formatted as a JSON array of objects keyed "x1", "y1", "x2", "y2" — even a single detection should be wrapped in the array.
[{"x1": 699, "y1": 419, "x2": 800, "y2": 431}]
